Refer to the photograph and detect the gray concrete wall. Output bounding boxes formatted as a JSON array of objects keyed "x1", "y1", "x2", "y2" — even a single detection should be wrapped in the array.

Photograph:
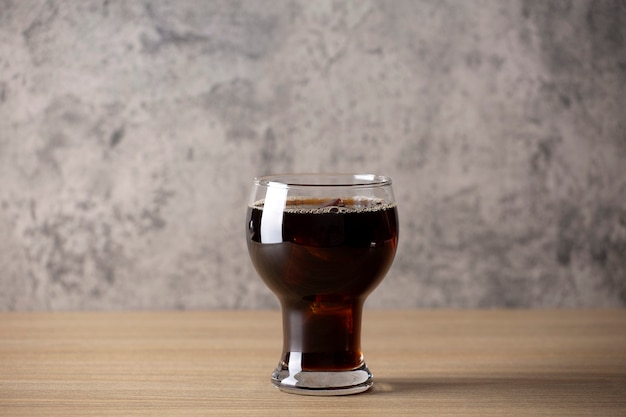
[{"x1": 1, "y1": 0, "x2": 625, "y2": 310}]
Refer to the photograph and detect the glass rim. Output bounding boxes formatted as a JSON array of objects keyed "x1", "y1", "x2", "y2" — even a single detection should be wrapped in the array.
[{"x1": 254, "y1": 173, "x2": 392, "y2": 188}]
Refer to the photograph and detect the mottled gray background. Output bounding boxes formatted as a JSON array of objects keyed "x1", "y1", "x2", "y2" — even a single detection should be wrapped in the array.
[{"x1": 1, "y1": 0, "x2": 625, "y2": 311}]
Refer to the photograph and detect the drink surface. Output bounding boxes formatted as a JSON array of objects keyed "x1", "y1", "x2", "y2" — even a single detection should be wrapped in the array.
[{"x1": 246, "y1": 197, "x2": 398, "y2": 370}]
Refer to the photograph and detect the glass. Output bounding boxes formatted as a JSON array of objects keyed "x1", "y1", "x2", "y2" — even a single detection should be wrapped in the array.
[{"x1": 245, "y1": 173, "x2": 399, "y2": 395}]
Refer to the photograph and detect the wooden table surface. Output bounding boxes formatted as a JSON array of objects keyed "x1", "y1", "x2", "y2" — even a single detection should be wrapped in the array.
[{"x1": 1, "y1": 310, "x2": 625, "y2": 416}]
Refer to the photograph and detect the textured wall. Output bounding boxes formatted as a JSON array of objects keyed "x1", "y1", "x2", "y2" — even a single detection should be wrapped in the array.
[{"x1": 1, "y1": 0, "x2": 625, "y2": 310}]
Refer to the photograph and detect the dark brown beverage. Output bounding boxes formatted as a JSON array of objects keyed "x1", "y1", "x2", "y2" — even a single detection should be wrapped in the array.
[{"x1": 246, "y1": 197, "x2": 398, "y2": 371}]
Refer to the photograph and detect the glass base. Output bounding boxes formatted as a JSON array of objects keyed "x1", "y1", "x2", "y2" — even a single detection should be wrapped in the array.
[{"x1": 270, "y1": 352, "x2": 373, "y2": 396}]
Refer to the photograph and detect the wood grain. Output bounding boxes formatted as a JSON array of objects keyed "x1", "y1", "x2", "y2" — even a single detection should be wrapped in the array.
[{"x1": 1, "y1": 310, "x2": 625, "y2": 416}]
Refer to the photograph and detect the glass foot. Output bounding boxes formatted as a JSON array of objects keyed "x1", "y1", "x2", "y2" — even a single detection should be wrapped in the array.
[{"x1": 270, "y1": 352, "x2": 373, "y2": 396}]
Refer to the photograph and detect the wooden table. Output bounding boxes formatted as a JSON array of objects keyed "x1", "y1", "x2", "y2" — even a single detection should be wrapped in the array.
[{"x1": 1, "y1": 310, "x2": 625, "y2": 416}]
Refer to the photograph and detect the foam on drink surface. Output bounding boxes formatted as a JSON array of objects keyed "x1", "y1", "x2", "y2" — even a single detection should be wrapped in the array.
[{"x1": 252, "y1": 197, "x2": 396, "y2": 214}]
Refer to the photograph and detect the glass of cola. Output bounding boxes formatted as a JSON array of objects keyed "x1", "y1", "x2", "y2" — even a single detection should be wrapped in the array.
[{"x1": 246, "y1": 174, "x2": 399, "y2": 395}]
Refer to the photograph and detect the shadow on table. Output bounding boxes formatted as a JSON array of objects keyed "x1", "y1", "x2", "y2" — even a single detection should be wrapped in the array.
[
  {"x1": 366, "y1": 377, "x2": 490, "y2": 395},
  {"x1": 366, "y1": 373, "x2": 626, "y2": 397}
]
